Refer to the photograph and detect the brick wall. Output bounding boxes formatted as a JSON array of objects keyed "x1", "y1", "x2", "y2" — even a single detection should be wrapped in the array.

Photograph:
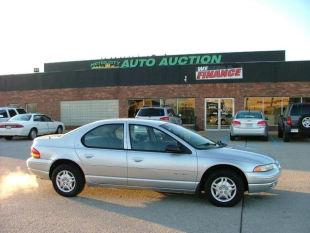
[{"x1": 0, "y1": 82, "x2": 309, "y2": 130}]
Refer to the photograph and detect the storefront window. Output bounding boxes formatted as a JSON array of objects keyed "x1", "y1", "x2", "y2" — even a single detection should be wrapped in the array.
[
  {"x1": 128, "y1": 99, "x2": 164, "y2": 118},
  {"x1": 177, "y1": 98, "x2": 195, "y2": 125},
  {"x1": 244, "y1": 97, "x2": 289, "y2": 126}
]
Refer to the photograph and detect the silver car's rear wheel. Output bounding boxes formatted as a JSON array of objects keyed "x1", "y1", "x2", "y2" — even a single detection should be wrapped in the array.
[
  {"x1": 205, "y1": 169, "x2": 244, "y2": 207},
  {"x1": 56, "y1": 170, "x2": 76, "y2": 193},
  {"x1": 211, "y1": 177, "x2": 237, "y2": 203},
  {"x1": 51, "y1": 164, "x2": 85, "y2": 197}
]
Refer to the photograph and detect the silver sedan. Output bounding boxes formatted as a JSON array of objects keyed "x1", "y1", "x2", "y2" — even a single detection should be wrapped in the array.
[
  {"x1": 27, "y1": 119, "x2": 280, "y2": 207},
  {"x1": 230, "y1": 110, "x2": 269, "y2": 141}
]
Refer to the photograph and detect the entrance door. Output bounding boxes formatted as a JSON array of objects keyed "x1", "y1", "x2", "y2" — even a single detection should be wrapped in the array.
[{"x1": 205, "y1": 98, "x2": 234, "y2": 130}]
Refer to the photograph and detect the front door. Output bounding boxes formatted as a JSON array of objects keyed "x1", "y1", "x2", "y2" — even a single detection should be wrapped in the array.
[
  {"x1": 205, "y1": 98, "x2": 234, "y2": 130},
  {"x1": 127, "y1": 124, "x2": 197, "y2": 191}
]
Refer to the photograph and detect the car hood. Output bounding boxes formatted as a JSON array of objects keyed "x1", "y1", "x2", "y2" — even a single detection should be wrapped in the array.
[{"x1": 197, "y1": 146, "x2": 275, "y2": 165}]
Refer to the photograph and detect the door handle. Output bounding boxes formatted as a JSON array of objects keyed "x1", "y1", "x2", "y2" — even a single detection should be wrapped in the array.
[
  {"x1": 133, "y1": 157, "x2": 143, "y2": 162},
  {"x1": 85, "y1": 154, "x2": 94, "y2": 159}
]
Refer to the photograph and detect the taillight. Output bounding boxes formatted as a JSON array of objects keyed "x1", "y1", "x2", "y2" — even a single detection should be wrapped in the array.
[
  {"x1": 287, "y1": 116, "x2": 292, "y2": 125},
  {"x1": 232, "y1": 120, "x2": 241, "y2": 126},
  {"x1": 160, "y1": 116, "x2": 170, "y2": 121},
  {"x1": 31, "y1": 147, "x2": 40, "y2": 159},
  {"x1": 11, "y1": 124, "x2": 24, "y2": 128},
  {"x1": 0, "y1": 125, "x2": 5, "y2": 128},
  {"x1": 257, "y1": 120, "x2": 267, "y2": 126}
]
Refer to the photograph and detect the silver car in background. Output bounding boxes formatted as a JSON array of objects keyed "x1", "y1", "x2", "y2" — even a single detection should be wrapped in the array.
[
  {"x1": 135, "y1": 106, "x2": 182, "y2": 125},
  {"x1": 230, "y1": 110, "x2": 269, "y2": 141},
  {"x1": 27, "y1": 119, "x2": 280, "y2": 207}
]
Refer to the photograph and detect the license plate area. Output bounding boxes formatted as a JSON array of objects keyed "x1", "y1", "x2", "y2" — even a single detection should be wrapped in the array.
[
  {"x1": 291, "y1": 128, "x2": 299, "y2": 133},
  {"x1": 5, "y1": 126, "x2": 11, "y2": 129}
]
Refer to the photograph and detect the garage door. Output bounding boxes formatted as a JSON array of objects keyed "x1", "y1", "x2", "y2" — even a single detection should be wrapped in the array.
[{"x1": 60, "y1": 100, "x2": 119, "y2": 126}]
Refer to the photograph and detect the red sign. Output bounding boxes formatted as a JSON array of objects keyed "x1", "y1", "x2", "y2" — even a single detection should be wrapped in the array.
[{"x1": 196, "y1": 66, "x2": 243, "y2": 80}]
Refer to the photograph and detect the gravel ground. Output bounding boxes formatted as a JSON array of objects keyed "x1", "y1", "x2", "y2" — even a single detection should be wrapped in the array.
[{"x1": 0, "y1": 133, "x2": 309, "y2": 233}]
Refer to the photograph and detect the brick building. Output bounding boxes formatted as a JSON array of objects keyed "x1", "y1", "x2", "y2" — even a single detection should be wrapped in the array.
[{"x1": 0, "y1": 50, "x2": 309, "y2": 130}]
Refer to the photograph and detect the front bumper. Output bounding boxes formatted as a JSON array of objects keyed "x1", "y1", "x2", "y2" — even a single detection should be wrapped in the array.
[
  {"x1": 26, "y1": 157, "x2": 51, "y2": 180},
  {"x1": 246, "y1": 163, "x2": 281, "y2": 193}
]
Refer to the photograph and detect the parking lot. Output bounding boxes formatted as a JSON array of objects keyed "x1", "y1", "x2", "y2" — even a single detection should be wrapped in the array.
[{"x1": 0, "y1": 132, "x2": 310, "y2": 233}]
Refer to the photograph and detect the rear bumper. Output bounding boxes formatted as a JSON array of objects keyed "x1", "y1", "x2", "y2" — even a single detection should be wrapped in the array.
[
  {"x1": 246, "y1": 164, "x2": 281, "y2": 193},
  {"x1": 0, "y1": 128, "x2": 29, "y2": 136},
  {"x1": 26, "y1": 157, "x2": 51, "y2": 180},
  {"x1": 231, "y1": 127, "x2": 267, "y2": 136}
]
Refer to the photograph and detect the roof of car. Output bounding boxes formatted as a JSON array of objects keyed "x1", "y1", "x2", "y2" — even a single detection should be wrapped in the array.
[{"x1": 89, "y1": 118, "x2": 166, "y2": 127}]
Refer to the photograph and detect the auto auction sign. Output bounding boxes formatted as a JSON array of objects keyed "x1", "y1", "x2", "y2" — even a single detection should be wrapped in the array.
[{"x1": 195, "y1": 66, "x2": 243, "y2": 80}]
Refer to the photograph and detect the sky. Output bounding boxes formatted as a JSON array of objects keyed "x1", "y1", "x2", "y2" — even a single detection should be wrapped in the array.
[{"x1": 0, "y1": 0, "x2": 309, "y2": 75}]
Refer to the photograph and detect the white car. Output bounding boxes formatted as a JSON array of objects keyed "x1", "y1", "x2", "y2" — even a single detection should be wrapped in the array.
[{"x1": 0, "y1": 113, "x2": 65, "y2": 140}]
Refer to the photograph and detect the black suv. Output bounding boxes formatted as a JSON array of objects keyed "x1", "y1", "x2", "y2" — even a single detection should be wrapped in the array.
[{"x1": 278, "y1": 103, "x2": 310, "y2": 142}]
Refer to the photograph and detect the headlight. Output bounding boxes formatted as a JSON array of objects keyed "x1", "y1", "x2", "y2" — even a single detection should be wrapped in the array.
[{"x1": 253, "y1": 163, "x2": 276, "y2": 172}]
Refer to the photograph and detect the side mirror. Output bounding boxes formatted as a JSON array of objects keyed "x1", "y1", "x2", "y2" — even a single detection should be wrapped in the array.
[{"x1": 165, "y1": 144, "x2": 182, "y2": 153}]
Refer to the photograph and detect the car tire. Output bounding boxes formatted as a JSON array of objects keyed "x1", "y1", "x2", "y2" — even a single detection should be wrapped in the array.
[
  {"x1": 4, "y1": 136, "x2": 13, "y2": 140},
  {"x1": 230, "y1": 134, "x2": 236, "y2": 141},
  {"x1": 300, "y1": 115, "x2": 310, "y2": 130},
  {"x1": 51, "y1": 164, "x2": 85, "y2": 197},
  {"x1": 204, "y1": 169, "x2": 244, "y2": 207},
  {"x1": 56, "y1": 126, "x2": 63, "y2": 134},
  {"x1": 28, "y1": 128, "x2": 37, "y2": 140},
  {"x1": 283, "y1": 131, "x2": 290, "y2": 142},
  {"x1": 278, "y1": 126, "x2": 283, "y2": 138}
]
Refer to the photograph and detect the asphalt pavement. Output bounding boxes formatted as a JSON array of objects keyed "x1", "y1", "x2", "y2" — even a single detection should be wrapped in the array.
[{"x1": 0, "y1": 132, "x2": 309, "y2": 233}]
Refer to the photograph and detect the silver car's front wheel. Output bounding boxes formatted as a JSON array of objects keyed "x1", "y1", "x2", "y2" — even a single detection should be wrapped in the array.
[
  {"x1": 205, "y1": 169, "x2": 244, "y2": 207},
  {"x1": 52, "y1": 164, "x2": 85, "y2": 197},
  {"x1": 211, "y1": 177, "x2": 237, "y2": 203}
]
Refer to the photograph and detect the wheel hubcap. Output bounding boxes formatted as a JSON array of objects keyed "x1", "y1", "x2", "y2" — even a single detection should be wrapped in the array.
[
  {"x1": 211, "y1": 177, "x2": 237, "y2": 202},
  {"x1": 302, "y1": 117, "x2": 310, "y2": 128},
  {"x1": 56, "y1": 170, "x2": 76, "y2": 192}
]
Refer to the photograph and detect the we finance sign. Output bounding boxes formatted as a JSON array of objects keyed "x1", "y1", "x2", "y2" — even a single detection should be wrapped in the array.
[
  {"x1": 196, "y1": 66, "x2": 243, "y2": 80},
  {"x1": 90, "y1": 54, "x2": 222, "y2": 69}
]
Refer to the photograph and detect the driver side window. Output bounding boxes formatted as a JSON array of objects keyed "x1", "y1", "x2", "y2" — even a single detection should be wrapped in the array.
[{"x1": 129, "y1": 124, "x2": 178, "y2": 152}]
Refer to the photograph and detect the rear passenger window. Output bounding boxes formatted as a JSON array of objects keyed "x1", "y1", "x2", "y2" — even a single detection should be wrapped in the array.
[
  {"x1": 16, "y1": 108, "x2": 26, "y2": 114},
  {"x1": 8, "y1": 109, "x2": 17, "y2": 117},
  {"x1": 82, "y1": 124, "x2": 124, "y2": 149},
  {"x1": 290, "y1": 105, "x2": 300, "y2": 116},
  {"x1": 0, "y1": 110, "x2": 8, "y2": 118}
]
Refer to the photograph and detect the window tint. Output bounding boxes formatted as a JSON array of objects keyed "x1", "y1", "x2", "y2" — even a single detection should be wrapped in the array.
[
  {"x1": 290, "y1": 105, "x2": 300, "y2": 116},
  {"x1": 129, "y1": 124, "x2": 178, "y2": 152},
  {"x1": 0, "y1": 110, "x2": 8, "y2": 118},
  {"x1": 301, "y1": 105, "x2": 310, "y2": 115},
  {"x1": 236, "y1": 111, "x2": 262, "y2": 119},
  {"x1": 137, "y1": 108, "x2": 165, "y2": 117},
  {"x1": 41, "y1": 115, "x2": 52, "y2": 122},
  {"x1": 8, "y1": 109, "x2": 17, "y2": 117},
  {"x1": 33, "y1": 115, "x2": 43, "y2": 121},
  {"x1": 82, "y1": 124, "x2": 124, "y2": 149},
  {"x1": 16, "y1": 108, "x2": 26, "y2": 114}
]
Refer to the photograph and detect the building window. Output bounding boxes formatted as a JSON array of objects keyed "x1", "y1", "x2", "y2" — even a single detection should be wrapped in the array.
[
  {"x1": 244, "y1": 97, "x2": 289, "y2": 126},
  {"x1": 289, "y1": 97, "x2": 310, "y2": 104},
  {"x1": 127, "y1": 99, "x2": 164, "y2": 118},
  {"x1": 26, "y1": 103, "x2": 37, "y2": 113}
]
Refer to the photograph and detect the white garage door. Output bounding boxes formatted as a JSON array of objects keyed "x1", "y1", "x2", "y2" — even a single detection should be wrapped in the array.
[{"x1": 60, "y1": 100, "x2": 119, "y2": 126}]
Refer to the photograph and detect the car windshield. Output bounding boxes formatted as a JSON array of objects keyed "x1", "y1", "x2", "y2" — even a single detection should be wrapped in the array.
[
  {"x1": 160, "y1": 123, "x2": 220, "y2": 150},
  {"x1": 137, "y1": 108, "x2": 165, "y2": 117},
  {"x1": 9, "y1": 114, "x2": 32, "y2": 121},
  {"x1": 236, "y1": 111, "x2": 262, "y2": 119}
]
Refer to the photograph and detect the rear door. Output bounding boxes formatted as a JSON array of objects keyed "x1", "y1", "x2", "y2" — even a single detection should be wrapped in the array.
[
  {"x1": 33, "y1": 115, "x2": 49, "y2": 135},
  {"x1": 41, "y1": 115, "x2": 57, "y2": 133},
  {"x1": 127, "y1": 124, "x2": 197, "y2": 191},
  {"x1": 75, "y1": 123, "x2": 127, "y2": 185}
]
